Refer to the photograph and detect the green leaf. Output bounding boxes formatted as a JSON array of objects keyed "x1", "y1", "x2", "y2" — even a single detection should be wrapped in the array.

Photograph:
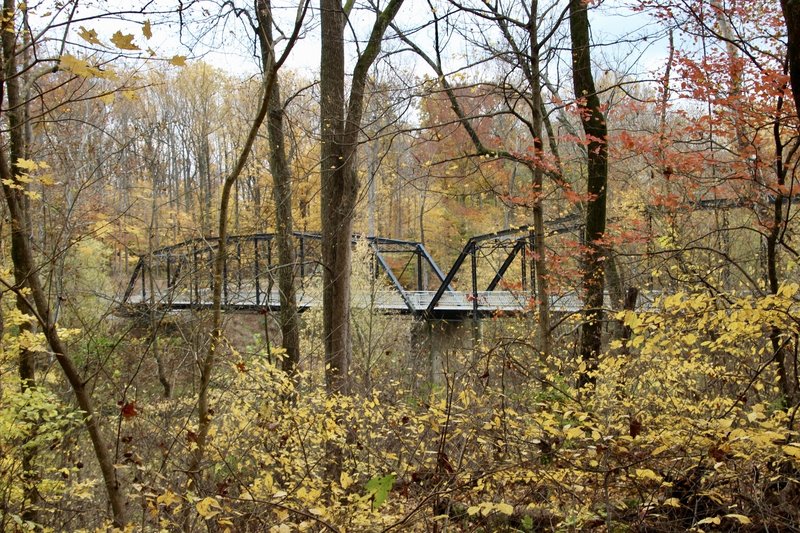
[
  {"x1": 521, "y1": 516, "x2": 534, "y2": 531},
  {"x1": 364, "y1": 473, "x2": 395, "y2": 510}
]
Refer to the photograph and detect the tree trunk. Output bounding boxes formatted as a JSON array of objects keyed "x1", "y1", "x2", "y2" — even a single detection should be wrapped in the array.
[
  {"x1": 258, "y1": 0, "x2": 301, "y2": 379},
  {"x1": 16, "y1": 256, "x2": 39, "y2": 524},
  {"x1": 767, "y1": 92, "x2": 796, "y2": 405},
  {"x1": 319, "y1": 0, "x2": 352, "y2": 394},
  {"x1": 186, "y1": 0, "x2": 307, "y2": 496},
  {"x1": 528, "y1": 0, "x2": 551, "y2": 356},
  {"x1": 569, "y1": 0, "x2": 608, "y2": 388},
  {"x1": 780, "y1": 0, "x2": 800, "y2": 120},
  {"x1": 319, "y1": 0, "x2": 404, "y2": 395},
  {"x1": 1, "y1": 1, "x2": 127, "y2": 524}
]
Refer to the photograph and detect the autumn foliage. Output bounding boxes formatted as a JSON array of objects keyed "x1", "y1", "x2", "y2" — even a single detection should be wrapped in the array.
[{"x1": 1, "y1": 0, "x2": 800, "y2": 531}]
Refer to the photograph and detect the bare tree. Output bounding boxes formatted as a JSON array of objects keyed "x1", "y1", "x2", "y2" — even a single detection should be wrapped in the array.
[
  {"x1": 569, "y1": 0, "x2": 607, "y2": 388},
  {"x1": 257, "y1": 0, "x2": 301, "y2": 378},
  {"x1": 319, "y1": 0, "x2": 405, "y2": 395},
  {"x1": 186, "y1": 0, "x2": 308, "y2": 496},
  {"x1": 781, "y1": 0, "x2": 800, "y2": 119}
]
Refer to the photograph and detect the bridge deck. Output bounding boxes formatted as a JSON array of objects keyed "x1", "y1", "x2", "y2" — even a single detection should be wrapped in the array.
[
  {"x1": 125, "y1": 286, "x2": 533, "y2": 317},
  {"x1": 121, "y1": 228, "x2": 593, "y2": 319}
]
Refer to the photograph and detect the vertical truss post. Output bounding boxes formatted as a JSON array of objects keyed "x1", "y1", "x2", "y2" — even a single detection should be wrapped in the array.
[
  {"x1": 236, "y1": 240, "x2": 243, "y2": 291},
  {"x1": 416, "y1": 246, "x2": 424, "y2": 290},
  {"x1": 299, "y1": 235, "x2": 305, "y2": 279},
  {"x1": 166, "y1": 255, "x2": 172, "y2": 289},
  {"x1": 254, "y1": 238, "x2": 261, "y2": 306},
  {"x1": 223, "y1": 238, "x2": 229, "y2": 306},
  {"x1": 471, "y1": 243, "x2": 478, "y2": 316},
  {"x1": 141, "y1": 259, "x2": 147, "y2": 302},
  {"x1": 192, "y1": 243, "x2": 199, "y2": 306}
]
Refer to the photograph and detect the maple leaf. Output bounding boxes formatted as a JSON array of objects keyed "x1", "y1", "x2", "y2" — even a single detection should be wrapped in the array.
[
  {"x1": 78, "y1": 26, "x2": 103, "y2": 46},
  {"x1": 15, "y1": 158, "x2": 39, "y2": 171},
  {"x1": 142, "y1": 20, "x2": 152, "y2": 39},
  {"x1": 60, "y1": 54, "x2": 116, "y2": 80},
  {"x1": 111, "y1": 31, "x2": 140, "y2": 51},
  {"x1": 169, "y1": 55, "x2": 187, "y2": 67}
]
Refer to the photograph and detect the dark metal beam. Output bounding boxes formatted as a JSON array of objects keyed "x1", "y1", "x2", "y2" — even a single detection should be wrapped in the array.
[
  {"x1": 427, "y1": 240, "x2": 475, "y2": 315},
  {"x1": 486, "y1": 240, "x2": 525, "y2": 291},
  {"x1": 370, "y1": 242, "x2": 416, "y2": 313}
]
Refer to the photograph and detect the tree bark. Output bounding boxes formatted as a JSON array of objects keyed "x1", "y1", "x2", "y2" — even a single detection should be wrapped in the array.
[
  {"x1": 569, "y1": 0, "x2": 608, "y2": 388},
  {"x1": 319, "y1": 0, "x2": 404, "y2": 395},
  {"x1": 320, "y1": 0, "x2": 351, "y2": 394},
  {"x1": 780, "y1": 0, "x2": 800, "y2": 119},
  {"x1": 186, "y1": 0, "x2": 308, "y2": 496},
  {"x1": 767, "y1": 92, "x2": 796, "y2": 405},
  {"x1": 258, "y1": 0, "x2": 301, "y2": 379},
  {"x1": 0, "y1": 0, "x2": 127, "y2": 525},
  {"x1": 527, "y1": 0, "x2": 552, "y2": 357}
]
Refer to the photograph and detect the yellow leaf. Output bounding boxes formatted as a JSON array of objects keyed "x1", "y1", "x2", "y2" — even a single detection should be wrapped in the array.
[
  {"x1": 196, "y1": 497, "x2": 221, "y2": 519},
  {"x1": 496, "y1": 502, "x2": 514, "y2": 515},
  {"x1": 782, "y1": 444, "x2": 800, "y2": 458},
  {"x1": 60, "y1": 54, "x2": 115, "y2": 79},
  {"x1": 778, "y1": 282, "x2": 799, "y2": 298},
  {"x1": 78, "y1": 26, "x2": 103, "y2": 46},
  {"x1": 15, "y1": 158, "x2": 38, "y2": 171},
  {"x1": 725, "y1": 514, "x2": 751, "y2": 524},
  {"x1": 565, "y1": 427, "x2": 583, "y2": 440},
  {"x1": 651, "y1": 445, "x2": 669, "y2": 456},
  {"x1": 111, "y1": 30, "x2": 140, "y2": 50},
  {"x1": 156, "y1": 490, "x2": 181, "y2": 507},
  {"x1": 696, "y1": 516, "x2": 721, "y2": 525},
  {"x1": 634, "y1": 468, "x2": 662, "y2": 482},
  {"x1": 142, "y1": 20, "x2": 152, "y2": 39},
  {"x1": 340, "y1": 471, "x2": 353, "y2": 490},
  {"x1": 169, "y1": 55, "x2": 187, "y2": 67}
]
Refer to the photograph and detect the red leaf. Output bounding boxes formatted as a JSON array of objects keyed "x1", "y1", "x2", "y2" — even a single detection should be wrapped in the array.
[{"x1": 121, "y1": 401, "x2": 138, "y2": 419}]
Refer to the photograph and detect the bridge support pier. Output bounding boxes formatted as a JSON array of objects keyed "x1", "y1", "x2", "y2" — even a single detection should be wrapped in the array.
[{"x1": 410, "y1": 318, "x2": 478, "y2": 393}]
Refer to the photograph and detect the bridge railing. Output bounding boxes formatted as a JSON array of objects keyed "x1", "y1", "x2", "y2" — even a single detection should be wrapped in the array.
[
  {"x1": 121, "y1": 223, "x2": 582, "y2": 317},
  {"x1": 121, "y1": 232, "x2": 449, "y2": 314}
]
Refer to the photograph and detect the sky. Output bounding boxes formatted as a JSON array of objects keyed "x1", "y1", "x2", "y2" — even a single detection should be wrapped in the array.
[
  {"x1": 104, "y1": 0, "x2": 674, "y2": 82},
  {"x1": 25, "y1": 0, "x2": 675, "y2": 105}
]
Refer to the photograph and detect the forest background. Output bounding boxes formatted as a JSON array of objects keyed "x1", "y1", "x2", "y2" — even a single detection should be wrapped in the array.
[{"x1": 2, "y1": 0, "x2": 800, "y2": 530}]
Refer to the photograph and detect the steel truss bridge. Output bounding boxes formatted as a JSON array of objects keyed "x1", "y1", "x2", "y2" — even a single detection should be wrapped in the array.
[{"x1": 122, "y1": 223, "x2": 581, "y2": 319}]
